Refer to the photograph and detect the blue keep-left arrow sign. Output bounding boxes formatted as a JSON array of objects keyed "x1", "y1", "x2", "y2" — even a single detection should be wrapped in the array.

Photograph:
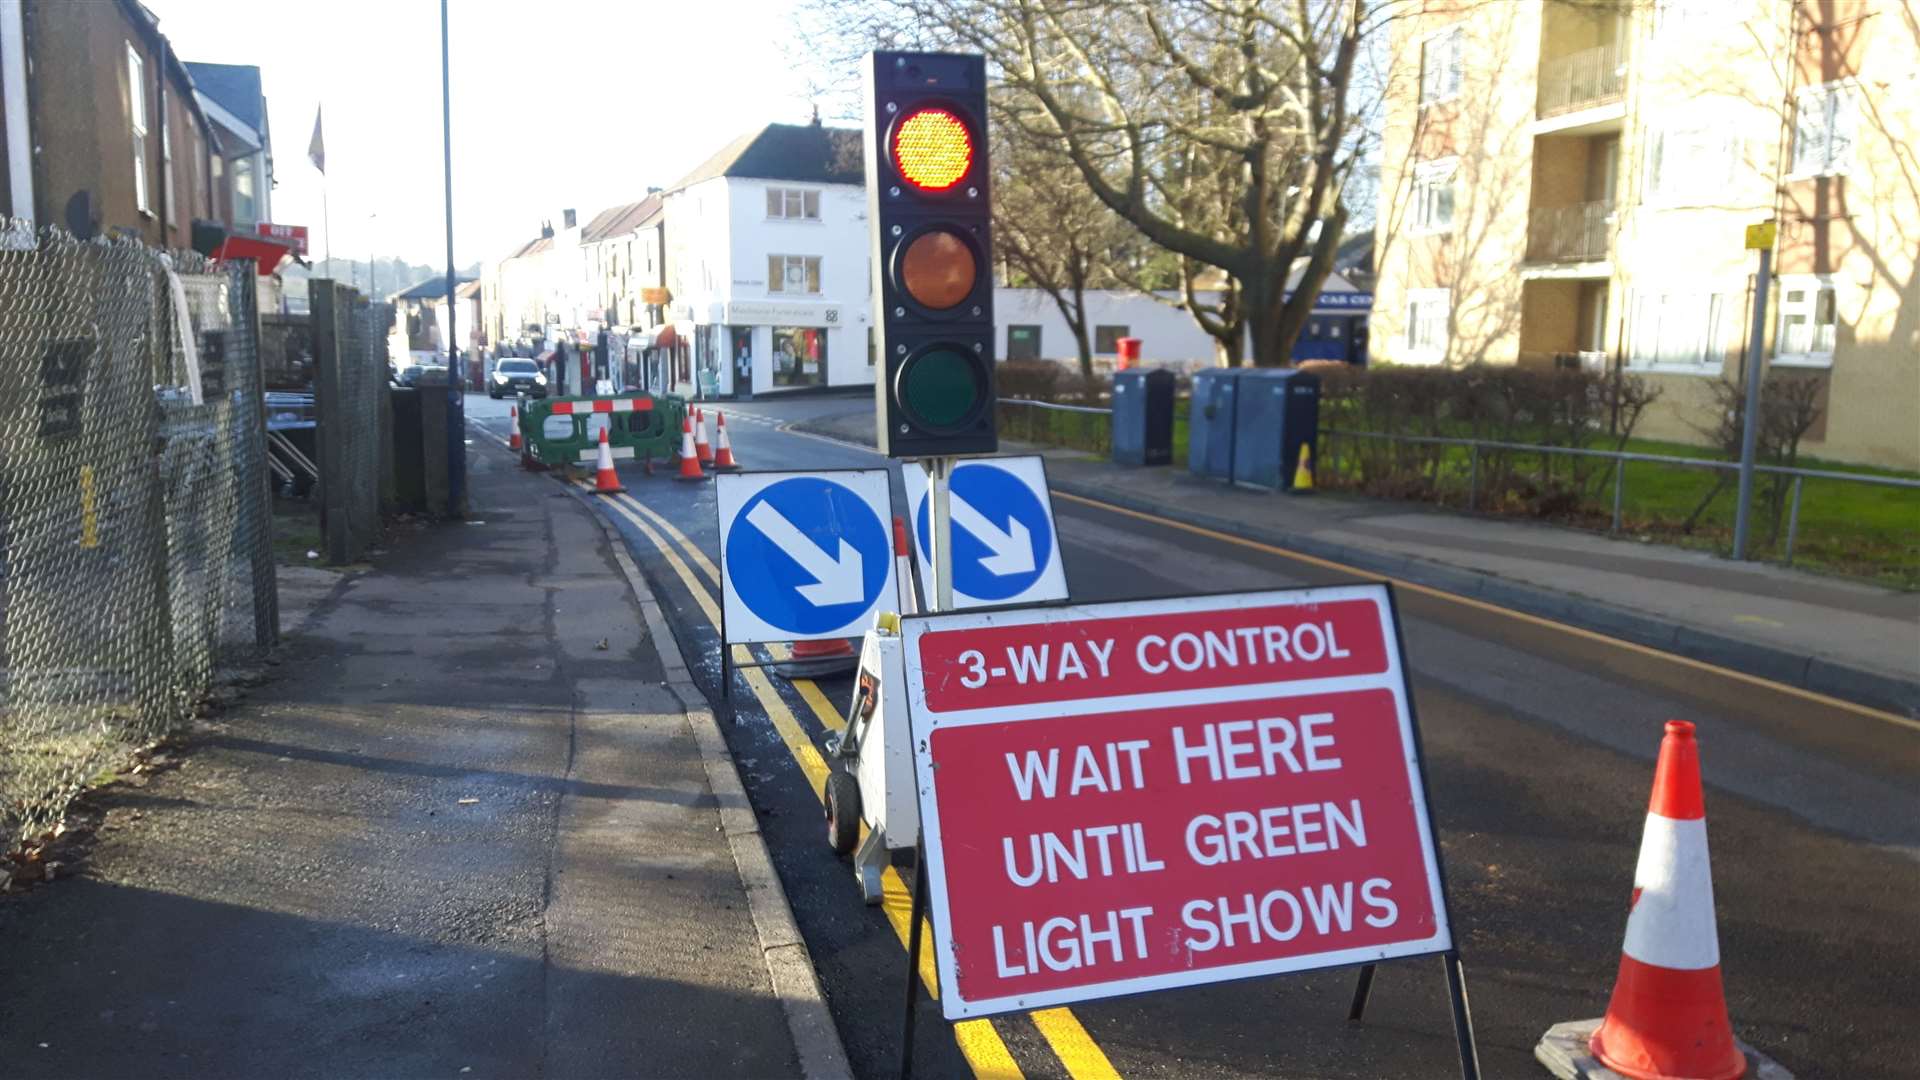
[
  {"x1": 719, "y1": 472, "x2": 896, "y2": 640},
  {"x1": 908, "y1": 457, "x2": 1067, "y2": 606}
]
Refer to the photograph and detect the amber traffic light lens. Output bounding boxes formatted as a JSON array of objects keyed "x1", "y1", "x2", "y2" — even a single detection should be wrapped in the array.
[
  {"x1": 891, "y1": 107, "x2": 973, "y2": 192},
  {"x1": 899, "y1": 229, "x2": 976, "y2": 310}
]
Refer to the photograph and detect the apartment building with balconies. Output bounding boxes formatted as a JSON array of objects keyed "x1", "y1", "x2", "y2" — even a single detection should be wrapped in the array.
[{"x1": 1371, "y1": 0, "x2": 1920, "y2": 471}]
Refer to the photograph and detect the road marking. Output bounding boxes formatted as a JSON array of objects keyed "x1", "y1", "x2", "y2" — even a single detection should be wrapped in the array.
[
  {"x1": 1053, "y1": 490, "x2": 1920, "y2": 733},
  {"x1": 585, "y1": 471, "x2": 1121, "y2": 1080},
  {"x1": 585, "y1": 480, "x2": 1028, "y2": 1079}
]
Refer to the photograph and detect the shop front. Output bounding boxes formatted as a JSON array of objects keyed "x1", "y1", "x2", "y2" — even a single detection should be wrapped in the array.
[{"x1": 713, "y1": 299, "x2": 855, "y2": 397}]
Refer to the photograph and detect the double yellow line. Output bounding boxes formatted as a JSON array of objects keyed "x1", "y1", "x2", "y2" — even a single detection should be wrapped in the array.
[{"x1": 586, "y1": 484, "x2": 1121, "y2": 1080}]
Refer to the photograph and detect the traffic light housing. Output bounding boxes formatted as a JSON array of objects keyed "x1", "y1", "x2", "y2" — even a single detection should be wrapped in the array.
[{"x1": 864, "y1": 51, "x2": 997, "y2": 459}]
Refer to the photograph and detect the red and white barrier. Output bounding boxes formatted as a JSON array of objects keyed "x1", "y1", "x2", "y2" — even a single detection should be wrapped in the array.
[{"x1": 549, "y1": 396, "x2": 654, "y2": 415}]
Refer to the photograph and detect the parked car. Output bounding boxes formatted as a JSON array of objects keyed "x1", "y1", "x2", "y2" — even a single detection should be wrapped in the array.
[
  {"x1": 489, "y1": 357, "x2": 549, "y2": 398},
  {"x1": 397, "y1": 363, "x2": 424, "y2": 387}
]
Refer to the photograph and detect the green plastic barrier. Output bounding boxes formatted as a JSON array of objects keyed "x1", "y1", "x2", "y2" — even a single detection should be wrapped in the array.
[{"x1": 517, "y1": 391, "x2": 686, "y2": 471}]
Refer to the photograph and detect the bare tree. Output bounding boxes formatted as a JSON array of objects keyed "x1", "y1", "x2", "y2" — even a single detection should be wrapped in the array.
[
  {"x1": 805, "y1": 0, "x2": 1374, "y2": 366},
  {"x1": 993, "y1": 122, "x2": 1135, "y2": 398}
]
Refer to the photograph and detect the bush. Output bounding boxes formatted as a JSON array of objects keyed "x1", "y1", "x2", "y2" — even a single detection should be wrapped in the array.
[{"x1": 1318, "y1": 364, "x2": 1662, "y2": 514}]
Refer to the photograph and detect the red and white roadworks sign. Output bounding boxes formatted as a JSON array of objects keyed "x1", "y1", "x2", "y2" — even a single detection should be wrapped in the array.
[{"x1": 901, "y1": 584, "x2": 1454, "y2": 1019}]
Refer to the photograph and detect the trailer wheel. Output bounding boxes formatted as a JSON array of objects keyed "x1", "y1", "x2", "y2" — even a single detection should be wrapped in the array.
[{"x1": 826, "y1": 768, "x2": 861, "y2": 856}]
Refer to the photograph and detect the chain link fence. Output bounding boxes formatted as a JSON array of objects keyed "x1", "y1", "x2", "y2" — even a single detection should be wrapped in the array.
[
  {"x1": 0, "y1": 222, "x2": 276, "y2": 847},
  {"x1": 311, "y1": 280, "x2": 393, "y2": 563}
]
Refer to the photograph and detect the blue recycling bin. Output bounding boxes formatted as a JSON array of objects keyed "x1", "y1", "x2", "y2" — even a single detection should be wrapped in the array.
[
  {"x1": 1187, "y1": 368, "x2": 1247, "y2": 480},
  {"x1": 1111, "y1": 368, "x2": 1175, "y2": 466},
  {"x1": 1231, "y1": 368, "x2": 1321, "y2": 491}
]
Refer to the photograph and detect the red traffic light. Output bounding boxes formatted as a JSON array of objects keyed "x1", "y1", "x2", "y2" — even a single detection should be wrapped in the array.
[{"x1": 890, "y1": 106, "x2": 974, "y2": 192}]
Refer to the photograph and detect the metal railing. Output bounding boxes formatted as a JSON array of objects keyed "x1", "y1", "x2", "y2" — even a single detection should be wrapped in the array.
[
  {"x1": 1537, "y1": 40, "x2": 1626, "y2": 117},
  {"x1": 1323, "y1": 428, "x2": 1920, "y2": 566},
  {"x1": 998, "y1": 397, "x2": 1112, "y2": 416},
  {"x1": 1527, "y1": 200, "x2": 1614, "y2": 263}
]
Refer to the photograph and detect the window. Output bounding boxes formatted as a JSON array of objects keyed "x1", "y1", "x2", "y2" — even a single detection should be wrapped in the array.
[
  {"x1": 1419, "y1": 28, "x2": 1463, "y2": 104},
  {"x1": 1093, "y1": 325, "x2": 1130, "y2": 355},
  {"x1": 1007, "y1": 324, "x2": 1042, "y2": 361},
  {"x1": 1404, "y1": 289, "x2": 1450, "y2": 361},
  {"x1": 768, "y1": 254, "x2": 821, "y2": 295},
  {"x1": 1791, "y1": 82, "x2": 1857, "y2": 178},
  {"x1": 1629, "y1": 290, "x2": 1730, "y2": 370},
  {"x1": 766, "y1": 187, "x2": 821, "y2": 221},
  {"x1": 1775, "y1": 275, "x2": 1837, "y2": 366},
  {"x1": 127, "y1": 45, "x2": 149, "y2": 214},
  {"x1": 1644, "y1": 121, "x2": 1739, "y2": 206},
  {"x1": 1411, "y1": 158, "x2": 1457, "y2": 234},
  {"x1": 234, "y1": 157, "x2": 256, "y2": 224},
  {"x1": 771, "y1": 326, "x2": 826, "y2": 387}
]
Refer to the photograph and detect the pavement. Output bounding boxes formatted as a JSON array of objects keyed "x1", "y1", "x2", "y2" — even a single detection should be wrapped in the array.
[
  {"x1": 792, "y1": 405, "x2": 1920, "y2": 716},
  {"x1": 461, "y1": 392, "x2": 1920, "y2": 1080},
  {"x1": 0, "y1": 431, "x2": 843, "y2": 1078}
]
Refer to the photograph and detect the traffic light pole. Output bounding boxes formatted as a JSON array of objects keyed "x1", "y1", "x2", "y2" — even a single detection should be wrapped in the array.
[{"x1": 928, "y1": 457, "x2": 956, "y2": 612}]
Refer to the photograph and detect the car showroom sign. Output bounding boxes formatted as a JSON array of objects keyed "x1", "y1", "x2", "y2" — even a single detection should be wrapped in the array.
[{"x1": 899, "y1": 584, "x2": 1455, "y2": 1020}]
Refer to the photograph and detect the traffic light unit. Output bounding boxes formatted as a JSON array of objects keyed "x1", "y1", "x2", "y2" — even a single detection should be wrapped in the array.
[{"x1": 864, "y1": 51, "x2": 998, "y2": 459}]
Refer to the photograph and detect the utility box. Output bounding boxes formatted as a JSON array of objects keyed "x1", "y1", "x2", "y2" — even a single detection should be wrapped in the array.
[
  {"x1": 1188, "y1": 368, "x2": 1246, "y2": 480},
  {"x1": 1232, "y1": 368, "x2": 1321, "y2": 491},
  {"x1": 1111, "y1": 368, "x2": 1175, "y2": 466}
]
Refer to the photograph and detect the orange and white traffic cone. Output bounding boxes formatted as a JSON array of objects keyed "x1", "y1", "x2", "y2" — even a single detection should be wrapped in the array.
[
  {"x1": 1537, "y1": 720, "x2": 1757, "y2": 1080},
  {"x1": 508, "y1": 405, "x2": 524, "y2": 452},
  {"x1": 674, "y1": 414, "x2": 704, "y2": 482},
  {"x1": 590, "y1": 426, "x2": 625, "y2": 495},
  {"x1": 694, "y1": 407, "x2": 714, "y2": 466},
  {"x1": 712, "y1": 412, "x2": 740, "y2": 471},
  {"x1": 1588, "y1": 720, "x2": 1745, "y2": 1080}
]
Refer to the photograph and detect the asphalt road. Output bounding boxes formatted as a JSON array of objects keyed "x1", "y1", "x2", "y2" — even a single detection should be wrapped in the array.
[{"x1": 469, "y1": 392, "x2": 1920, "y2": 1080}]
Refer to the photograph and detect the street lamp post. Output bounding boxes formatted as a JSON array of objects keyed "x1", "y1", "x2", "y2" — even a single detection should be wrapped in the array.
[{"x1": 440, "y1": 0, "x2": 465, "y2": 515}]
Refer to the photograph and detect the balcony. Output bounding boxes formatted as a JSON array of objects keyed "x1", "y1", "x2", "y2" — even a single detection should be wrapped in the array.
[
  {"x1": 1536, "y1": 41, "x2": 1626, "y2": 118},
  {"x1": 1527, "y1": 200, "x2": 1614, "y2": 265}
]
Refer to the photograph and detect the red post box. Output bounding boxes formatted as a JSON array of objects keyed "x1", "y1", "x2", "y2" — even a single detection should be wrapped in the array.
[{"x1": 1115, "y1": 336, "x2": 1142, "y2": 371}]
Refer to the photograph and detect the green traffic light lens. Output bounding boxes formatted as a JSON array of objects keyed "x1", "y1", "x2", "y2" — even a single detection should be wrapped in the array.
[{"x1": 899, "y1": 347, "x2": 984, "y2": 431}]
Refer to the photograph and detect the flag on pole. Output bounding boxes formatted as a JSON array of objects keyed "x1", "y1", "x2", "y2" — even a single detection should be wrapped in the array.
[{"x1": 308, "y1": 106, "x2": 326, "y2": 174}]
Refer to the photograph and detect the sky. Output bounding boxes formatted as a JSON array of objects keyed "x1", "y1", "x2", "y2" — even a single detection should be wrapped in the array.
[{"x1": 147, "y1": 0, "x2": 856, "y2": 269}]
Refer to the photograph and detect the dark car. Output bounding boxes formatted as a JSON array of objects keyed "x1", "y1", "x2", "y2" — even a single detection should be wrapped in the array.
[{"x1": 489, "y1": 357, "x2": 548, "y2": 398}]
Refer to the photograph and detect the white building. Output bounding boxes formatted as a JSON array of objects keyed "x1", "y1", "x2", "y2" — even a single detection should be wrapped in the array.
[
  {"x1": 995, "y1": 271, "x2": 1374, "y2": 372},
  {"x1": 660, "y1": 121, "x2": 871, "y2": 398}
]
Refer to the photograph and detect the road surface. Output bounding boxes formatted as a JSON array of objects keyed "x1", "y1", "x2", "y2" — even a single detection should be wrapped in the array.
[{"x1": 468, "y1": 392, "x2": 1920, "y2": 1080}]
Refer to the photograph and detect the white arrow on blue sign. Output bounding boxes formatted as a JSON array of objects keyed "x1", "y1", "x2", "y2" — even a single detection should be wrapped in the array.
[
  {"x1": 716, "y1": 469, "x2": 900, "y2": 643},
  {"x1": 902, "y1": 455, "x2": 1068, "y2": 609}
]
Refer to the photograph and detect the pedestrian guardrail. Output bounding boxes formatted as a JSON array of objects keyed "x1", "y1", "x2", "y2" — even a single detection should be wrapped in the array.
[
  {"x1": 1323, "y1": 428, "x2": 1920, "y2": 566},
  {"x1": 519, "y1": 392, "x2": 687, "y2": 469}
]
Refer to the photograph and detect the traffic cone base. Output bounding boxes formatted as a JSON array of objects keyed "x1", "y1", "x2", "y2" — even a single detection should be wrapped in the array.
[
  {"x1": 712, "y1": 412, "x2": 740, "y2": 471},
  {"x1": 1535, "y1": 1020, "x2": 1774, "y2": 1080},
  {"x1": 674, "y1": 415, "x2": 705, "y2": 482},
  {"x1": 773, "y1": 638, "x2": 858, "y2": 679},
  {"x1": 590, "y1": 427, "x2": 624, "y2": 495}
]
